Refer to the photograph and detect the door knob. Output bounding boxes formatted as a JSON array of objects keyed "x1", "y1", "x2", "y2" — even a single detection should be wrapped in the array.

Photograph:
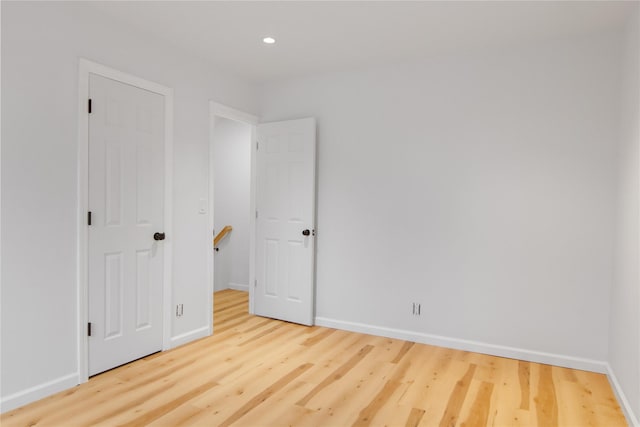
[
  {"x1": 302, "y1": 229, "x2": 310, "y2": 236},
  {"x1": 154, "y1": 232, "x2": 166, "y2": 241}
]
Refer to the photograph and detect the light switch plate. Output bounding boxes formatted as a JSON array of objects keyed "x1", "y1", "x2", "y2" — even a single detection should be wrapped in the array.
[{"x1": 199, "y1": 198, "x2": 207, "y2": 214}]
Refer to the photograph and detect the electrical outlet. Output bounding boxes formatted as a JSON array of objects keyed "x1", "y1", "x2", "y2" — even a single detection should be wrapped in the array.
[
  {"x1": 176, "y1": 304, "x2": 184, "y2": 317},
  {"x1": 412, "y1": 302, "x2": 421, "y2": 316}
]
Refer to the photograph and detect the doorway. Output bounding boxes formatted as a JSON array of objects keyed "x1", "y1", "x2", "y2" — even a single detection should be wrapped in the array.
[
  {"x1": 208, "y1": 103, "x2": 318, "y2": 330},
  {"x1": 208, "y1": 102, "x2": 258, "y2": 332},
  {"x1": 77, "y1": 59, "x2": 173, "y2": 382}
]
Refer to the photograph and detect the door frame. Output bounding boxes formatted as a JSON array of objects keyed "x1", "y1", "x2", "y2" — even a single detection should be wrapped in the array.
[
  {"x1": 76, "y1": 59, "x2": 174, "y2": 383},
  {"x1": 208, "y1": 101, "x2": 259, "y2": 332}
]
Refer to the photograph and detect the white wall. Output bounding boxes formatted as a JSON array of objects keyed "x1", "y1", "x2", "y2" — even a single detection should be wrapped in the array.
[
  {"x1": 257, "y1": 31, "x2": 622, "y2": 365},
  {"x1": 609, "y1": 5, "x2": 640, "y2": 425},
  {"x1": 213, "y1": 117, "x2": 251, "y2": 292},
  {"x1": 1, "y1": 2, "x2": 256, "y2": 410}
]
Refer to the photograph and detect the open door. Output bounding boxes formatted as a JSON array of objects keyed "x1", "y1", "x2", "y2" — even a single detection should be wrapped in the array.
[{"x1": 254, "y1": 118, "x2": 316, "y2": 325}]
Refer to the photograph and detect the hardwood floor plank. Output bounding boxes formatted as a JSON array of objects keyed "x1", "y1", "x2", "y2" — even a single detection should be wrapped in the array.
[
  {"x1": 352, "y1": 379, "x2": 402, "y2": 426},
  {"x1": 438, "y1": 364, "x2": 477, "y2": 427},
  {"x1": 406, "y1": 407, "x2": 426, "y2": 427},
  {"x1": 352, "y1": 360, "x2": 412, "y2": 426},
  {"x1": 555, "y1": 378, "x2": 598, "y2": 427},
  {"x1": 460, "y1": 381, "x2": 494, "y2": 427},
  {"x1": 228, "y1": 380, "x2": 318, "y2": 427},
  {"x1": 145, "y1": 403, "x2": 206, "y2": 427},
  {"x1": 399, "y1": 347, "x2": 462, "y2": 415},
  {"x1": 114, "y1": 380, "x2": 219, "y2": 427},
  {"x1": 214, "y1": 300, "x2": 247, "y2": 316},
  {"x1": 518, "y1": 360, "x2": 531, "y2": 410},
  {"x1": 0, "y1": 290, "x2": 628, "y2": 427},
  {"x1": 535, "y1": 364, "x2": 559, "y2": 427},
  {"x1": 301, "y1": 327, "x2": 336, "y2": 347},
  {"x1": 237, "y1": 323, "x2": 286, "y2": 346},
  {"x1": 302, "y1": 361, "x2": 397, "y2": 426},
  {"x1": 299, "y1": 333, "x2": 373, "y2": 384},
  {"x1": 391, "y1": 341, "x2": 415, "y2": 364},
  {"x1": 477, "y1": 357, "x2": 526, "y2": 427},
  {"x1": 296, "y1": 344, "x2": 374, "y2": 407},
  {"x1": 562, "y1": 367, "x2": 579, "y2": 383},
  {"x1": 217, "y1": 363, "x2": 313, "y2": 427}
]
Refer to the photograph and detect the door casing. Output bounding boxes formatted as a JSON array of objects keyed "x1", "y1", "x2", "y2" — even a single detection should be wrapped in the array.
[
  {"x1": 208, "y1": 101, "x2": 259, "y2": 331},
  {"x1": 77, "y1": 59, "x2": 174, "y2": 383}
]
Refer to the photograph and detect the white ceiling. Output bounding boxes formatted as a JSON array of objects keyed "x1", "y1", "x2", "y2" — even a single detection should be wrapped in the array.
[{"x1": 86, "y1": 1, "x2": 635, "y2": 84}]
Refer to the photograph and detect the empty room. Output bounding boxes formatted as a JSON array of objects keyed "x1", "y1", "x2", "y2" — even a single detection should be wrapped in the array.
[{"x1": 1, "y1": 1, "x2": 639, "y2": 426}]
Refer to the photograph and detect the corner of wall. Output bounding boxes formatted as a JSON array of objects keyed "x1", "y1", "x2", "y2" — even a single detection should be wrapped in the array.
[
  {"x1": 228, "y1": 282, "x2": 249, "y2": 291},
  {"x1": 607, "y1": 364, "x2": 640, "y2": 427},
  {"x1": 170, "y1": 325, "x2": 211, "y2": 349}
]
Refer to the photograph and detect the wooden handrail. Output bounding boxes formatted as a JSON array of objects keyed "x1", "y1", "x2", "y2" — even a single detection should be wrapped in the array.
[{"x1": 213, "y1": 225, "x2": 233, "y2": 247}]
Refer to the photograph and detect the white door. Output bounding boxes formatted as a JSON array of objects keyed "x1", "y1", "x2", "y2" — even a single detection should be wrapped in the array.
[
  {"x1": 88, "y1": 74, "x2": 165, "y2": 376},
  {"x1": 255, "y1": 118, "x2": 316, "y2": 325}
]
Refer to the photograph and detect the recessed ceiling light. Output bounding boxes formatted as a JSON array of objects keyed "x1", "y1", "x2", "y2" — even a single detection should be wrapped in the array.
[{"x1": 262, "y1": 37, "x2": 276, "y2": 44}]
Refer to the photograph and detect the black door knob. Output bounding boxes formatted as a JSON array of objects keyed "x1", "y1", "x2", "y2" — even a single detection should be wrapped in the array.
[
  {"x1": 154, "y1": 232, "x2": 166, "y2": 241},
  {"x1": 302, "y1": 229, "x2": 310, "y2": 236}
]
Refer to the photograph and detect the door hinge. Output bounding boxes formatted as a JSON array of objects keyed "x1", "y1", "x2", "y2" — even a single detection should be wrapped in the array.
[
  {"x1": 87, "y1": 211, "x2": 92, "y2": 226},
  {"x1": 254, "y1": 279, "x2": 257, "y2": 288},
  {"x1": 256, "y1": 141, "x2": 259, "y2": 150},
  {"x1": 255, "y1": 210, "x2": 259, "y2": 219},
  {"x1": 87, "y1": 322, "x2": 92, "y2": 337},
  {"x1": 88, "y1": 99, "x2": 92, "y2": 114}
]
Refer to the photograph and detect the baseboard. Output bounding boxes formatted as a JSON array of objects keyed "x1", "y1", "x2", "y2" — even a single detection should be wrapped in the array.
[
  {"x1": 1, "y1": 325, "x2": 211, "y2": 414},
  {"x1": 228, "y1": 282, "x2": 249, "y2": 291},
  {"x1": 170, "y1": 325, "x2": 210, "y2": 348},
  {"x1": 606, "y1": 363, "x2": 640, "y2": 427},
  {"x1": 0, "y1": 372, "x2": 78, "y2": 413},
  {"x1": 315, "y1": 317, "x2": 608, "y2": 374}
]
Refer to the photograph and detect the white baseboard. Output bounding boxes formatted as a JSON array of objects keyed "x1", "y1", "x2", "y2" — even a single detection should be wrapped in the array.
[
  {"x1": 606, "y1": 363, "x2": 640, "y2": 427},
  {"x1": 170, "y1": 325, "x2": 210, "y2": 348},
  {"x1": 1, "y1": 325, "x2": 211, "y2": 414},
  {"x1": 228, "y1": 282, "x2": 249, "y2": 291},
  {"x1": 315, "y1": 317, "x2": 608, "y2": 374},
  {"x1": 0, "y1": 372, "x2": 78, "y2": 413}
]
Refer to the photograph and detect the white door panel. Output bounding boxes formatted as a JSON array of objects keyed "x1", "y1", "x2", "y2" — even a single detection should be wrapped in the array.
[
  {"x1": 255, "y1": 118, "x2": 316, "y2": 325},
  {"x1": 88, "y1": 74, "x2": 164, "y2": 375}
]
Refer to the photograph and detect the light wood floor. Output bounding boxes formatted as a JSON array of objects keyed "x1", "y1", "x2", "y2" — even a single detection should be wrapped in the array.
[{"x1": 2, "y1": 289, "x2": 626, "y2": 426}]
